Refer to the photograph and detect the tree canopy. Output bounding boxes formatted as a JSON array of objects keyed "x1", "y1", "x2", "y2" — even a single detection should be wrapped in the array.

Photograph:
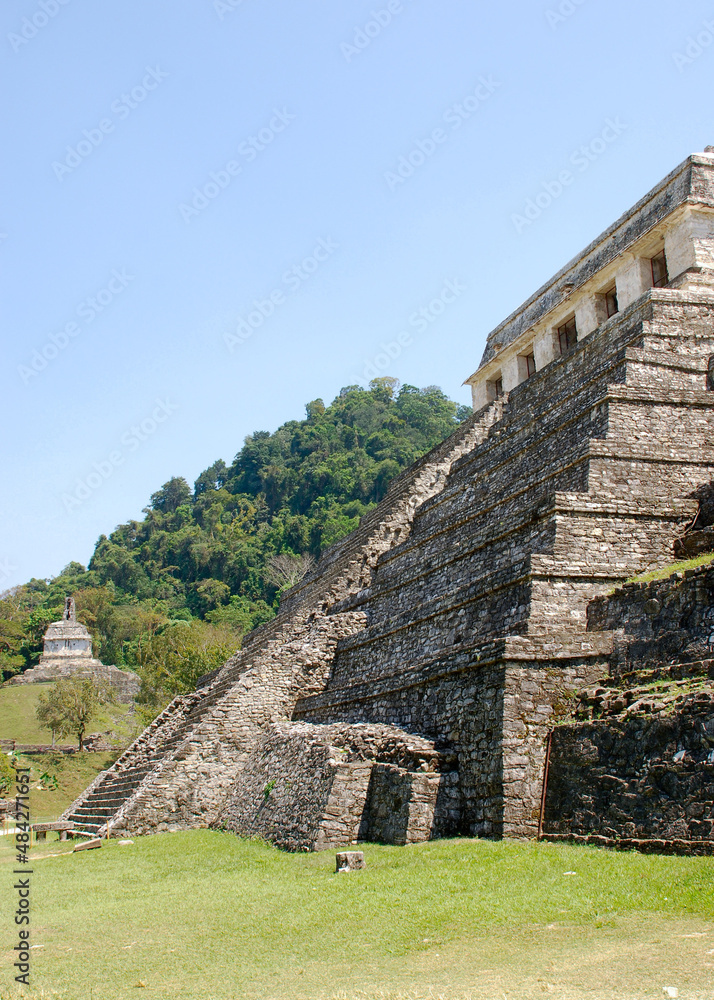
[{"x1": 36, "y1": 675, "x2": 114, "y2": 750}]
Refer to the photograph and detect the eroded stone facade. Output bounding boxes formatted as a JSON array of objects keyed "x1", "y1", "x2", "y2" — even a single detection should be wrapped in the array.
[{"x1": 543, "y1": 564, "x2": 714, "y2": 846}]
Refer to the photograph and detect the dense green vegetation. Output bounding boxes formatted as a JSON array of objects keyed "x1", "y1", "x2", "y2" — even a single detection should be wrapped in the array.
[{"x1": 0, "y1": 381, "x2": 469, "y2": 712}]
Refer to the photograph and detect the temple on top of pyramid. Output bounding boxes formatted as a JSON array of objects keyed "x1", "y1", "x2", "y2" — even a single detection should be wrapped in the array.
[
  {"x1": 7, "y1": 595, "x2": 140, "y2": 703},
  {"x1": 39, "y1": 596, "x2": 97, "y2": 665}
]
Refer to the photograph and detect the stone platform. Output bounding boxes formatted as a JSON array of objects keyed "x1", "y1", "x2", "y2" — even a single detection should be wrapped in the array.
[{"x1": 8, "y1": 660, "x2": 139, "y2": 704}]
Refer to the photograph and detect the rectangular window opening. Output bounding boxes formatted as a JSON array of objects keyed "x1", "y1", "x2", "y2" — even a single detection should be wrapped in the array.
[
  {"x1": 605, "y1": 286, "x2": 619, "y2": 318},
  {"x1": 486, "y1": 376, "x2": 504, "y2": 401},
  {"x1": 651, "y1": 250, "x2": 669, "y2": 289},
  {"x1": 524, "y1": 351, "x2": 536, "y2": 377},
  {"x1": 557, "y1": 316, "x2": 578, "y2": 355}
]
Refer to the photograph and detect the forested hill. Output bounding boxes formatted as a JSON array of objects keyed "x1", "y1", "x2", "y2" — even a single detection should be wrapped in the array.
[{"x1": 1, "y1": 379, "x2": 470, "y2": 707}]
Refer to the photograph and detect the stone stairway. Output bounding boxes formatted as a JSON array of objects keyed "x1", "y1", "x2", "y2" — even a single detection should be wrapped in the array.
[{"x1": 61, "y1": 661, "x2": 246, "y2": 834}]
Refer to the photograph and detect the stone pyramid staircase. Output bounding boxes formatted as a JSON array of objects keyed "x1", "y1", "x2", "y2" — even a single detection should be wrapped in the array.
[
  {"x1": 62, "y1": 401, "x2": 504, "y2": 838},
  {"x1": 62, "y1": 661, "x2": 246, "y2": 834}
]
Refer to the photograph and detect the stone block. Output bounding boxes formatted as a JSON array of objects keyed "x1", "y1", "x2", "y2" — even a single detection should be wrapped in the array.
[
  {"x1": 336, "y1": 851, "x2": 365, "y2": 872},
  {"x1": 616, "y1": 257, "x2": 652, "y2": 309},
  {"x1": 665, "y1": 209, "x2": 714, "y2": 278},
  {"x1": 73, "y1": 838, "x2": 102, "y2": 852},
  {"x1": 575, "y1": 295, "x2": 608, "y2": 339}
]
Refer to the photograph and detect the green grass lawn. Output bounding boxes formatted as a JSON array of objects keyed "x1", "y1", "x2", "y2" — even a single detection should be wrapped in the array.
[{"x1": 1, "y1": 831, "x2": 713, "y2": 1000}]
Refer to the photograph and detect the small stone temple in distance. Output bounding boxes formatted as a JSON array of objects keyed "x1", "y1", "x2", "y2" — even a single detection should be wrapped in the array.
[
  {"x1": 9, "y1": 597, "x2": 139, "y2": 704},
  {"x1": 63, "y1": 148, "x2": 714, "y2": 851}
]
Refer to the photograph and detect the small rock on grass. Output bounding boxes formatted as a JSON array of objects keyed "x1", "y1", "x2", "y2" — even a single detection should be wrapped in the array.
[
  {"x1": 336, "y1": 850, "x2": 365, "y2": 872},
  {"x1": 73, "y1": 838, "x2": 102, "y2": 852}
]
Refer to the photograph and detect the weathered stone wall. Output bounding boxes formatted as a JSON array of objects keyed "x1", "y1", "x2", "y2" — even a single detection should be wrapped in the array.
[
  {"x1": 296, "y1": 636, "x2": 610, "y2": 836},
  {"x1": 545, "y1": 702, "x2": 714, "y2": 842},
  {"x1": 219, "y1": 721, "x2": 454, "y2": 850},
  {"x1": 220, "y1": 723, "x2": 356, "y2": 852},
  {"x1": 359, "y1": 765, "x2": 460, "y2": 845},
  {"x1": 588, "y1": 563, "x2": 714, "y2": 676},
  {"x1": 543, "y1": 564, "x2": 714, "y2": 844}
]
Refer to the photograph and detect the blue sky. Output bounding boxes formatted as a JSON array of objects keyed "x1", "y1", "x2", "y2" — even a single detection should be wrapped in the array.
[{"x1": 1, "y1": 0, "x2": 712, "y2": 590}]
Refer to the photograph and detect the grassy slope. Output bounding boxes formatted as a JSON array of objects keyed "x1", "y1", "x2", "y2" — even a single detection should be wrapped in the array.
[
  {"x1": 1, "y1": 831, "x2": 713, "y2": 1000},
  {"x1": 9, "y1": 750, "x2": 121, "y2": 823},
  {"x1": 0, "y1": 684, "x2": 134, "y2": 820},
  {"x1": 0, "y1": 683, "x2": 134, "y2": 744}
]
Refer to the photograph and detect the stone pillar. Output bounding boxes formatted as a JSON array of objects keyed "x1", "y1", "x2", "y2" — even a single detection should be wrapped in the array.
[
  {"x1": 664, "y1": 209, "x2": 714, "y2": 278},
  {"x1": 575, "y1": 295, "x2": 608, "y2": 339},
  {"x1": 471, "y1": 380, "x2": 488, "y2": 412},
  {"x1": 534, "y1": 329, "x2": 559, "y2": 369},
  {"x1": 616, "y1": 257, "x2": 652, "y2": 309},
  {"x1": 501, "y1": 354, "x2": 521, "y2": 392}
]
